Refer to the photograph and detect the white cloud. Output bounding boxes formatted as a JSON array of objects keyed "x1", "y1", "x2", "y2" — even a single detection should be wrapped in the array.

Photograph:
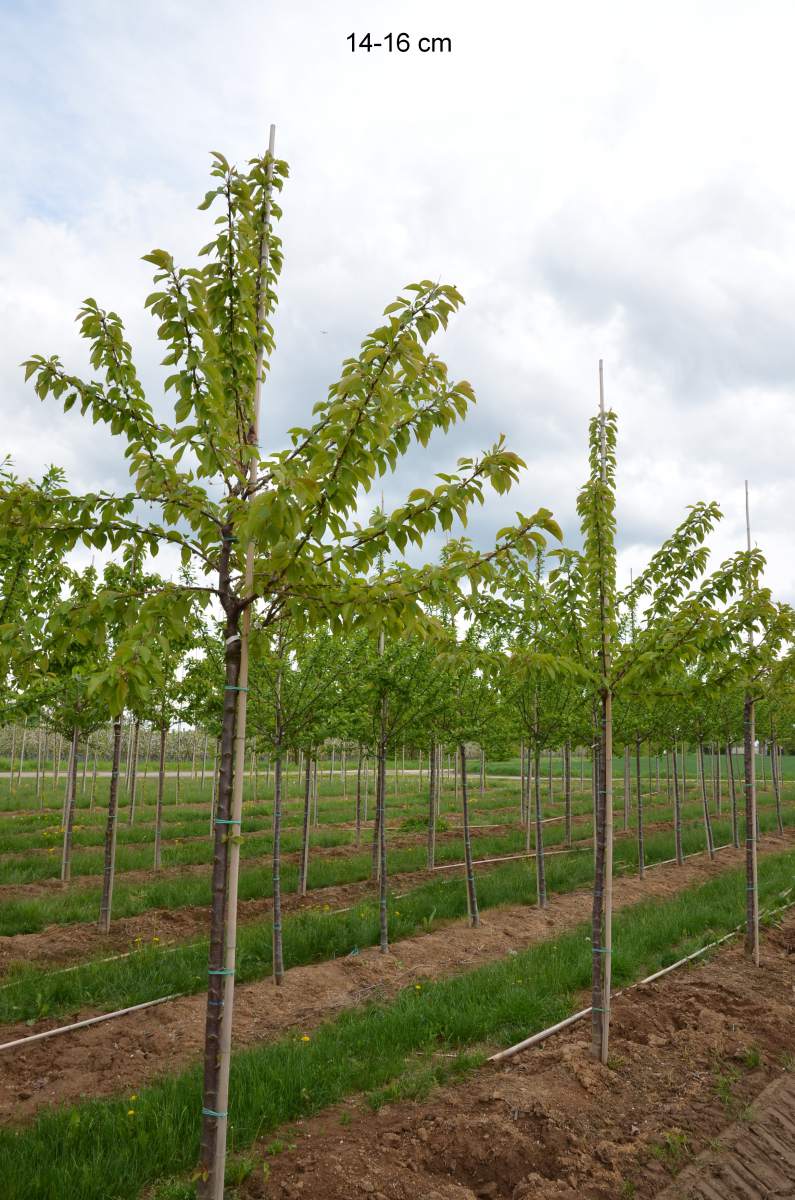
[{"x1": 1, "y1": 0, "x2": 793, "y2": 602}]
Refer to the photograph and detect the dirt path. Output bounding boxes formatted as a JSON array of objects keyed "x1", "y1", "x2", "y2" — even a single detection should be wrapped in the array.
[
  {"x1": 1, "y1": 835, "x2": 791, "y2": 1125},
  {"x1": 233, "y1": 912, "x2": 795, "y2": 1200},
  {"x1": 658, "y1": 1073, "x2": 795, "y2": 1198}
]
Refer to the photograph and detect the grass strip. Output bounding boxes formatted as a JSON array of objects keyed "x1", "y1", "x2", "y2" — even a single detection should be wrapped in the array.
[
  {"x1": 2, "y1": 849, "x2": 794, "y2": 1200},
  {"x1": 2, "y1": 804, "x2": 792, "y2": 1023}
]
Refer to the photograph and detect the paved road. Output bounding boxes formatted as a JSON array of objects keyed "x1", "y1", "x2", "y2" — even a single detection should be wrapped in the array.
[{"x1": 658, "y1": 1073, "x2": 795, "y2": 1198}]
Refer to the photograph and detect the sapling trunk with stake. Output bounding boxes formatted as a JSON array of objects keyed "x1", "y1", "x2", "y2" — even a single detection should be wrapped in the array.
[
  {"x1": 153, "y1": 726, "x2": 167, "y2": 870},
  {"x1": 564, "y1": 739, "x2": 573, "y2": 846},
  {"x1": 671, "y1": 742, "x2": 684, "y2": 865},
  {"x1": 636, "y1": 735, "x2": 646, "y2": 877},
  {"x1": 377, "y1": 629, "x2": 389, "y2": 953},
  {"x1": 60, "y1": 726, "x2": 79, "y2": 884},
  {"x1": 299, "y1": 751, "x2": 311, "y2": 897},
  {"x1": 743, "y1": 481, "x2": 760, "y2": 966},
  {"x1": 533, "y1": 745, "x2": 547, "y2": 907},
  {"x1": 427, "y1": 737, "x2": 437, "y2": 868},
  {"x1": 583, "y1": 361, "x2": 616, "y2": 1064},
  {"x1": 727, "y1": 742, "x2": 739, "y2": 847},
  {"x1": 127, "y1": 718, "x2": 140, "y2": 826},
  {"x1": 355, "y1": 749, "x2": 363, "y2": 848},
  {"x1": 98, "y1": 716, "x2": 123, "y2": 933},
  {"x1": 770, "y1": 736, "x2": 783, "y2": 834},
  {"x1": 697, "y1": 739, "x2": 716, "y2": 859},
  {"x1": 459, "y1": 742, "x2": 480, "y2": 925},
  {"x1": 272, "y1": 741, "x2": 285, "y2": 983}
]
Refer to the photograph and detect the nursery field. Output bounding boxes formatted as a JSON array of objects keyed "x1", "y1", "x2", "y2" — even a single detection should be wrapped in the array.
[
  {"x1": 4, "y1": 140, "x2": 794, "y2": 1200},
  {"x1": 0, "y1": 759, "x2": 793, "y2": 1199}
]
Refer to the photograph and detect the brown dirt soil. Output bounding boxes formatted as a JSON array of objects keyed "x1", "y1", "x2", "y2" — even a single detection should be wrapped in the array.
[
  {"x1": 236, "y1": 912, "x2": 795, "y2": 1200},
  {"x1": 1, "y1": 835, "x2": 791, "y2": 1126}
]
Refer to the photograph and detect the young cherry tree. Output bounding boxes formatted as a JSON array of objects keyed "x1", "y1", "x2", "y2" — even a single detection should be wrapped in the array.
[{"x1": 19, "y1": 142, "x2": 558, "y2": 1196}]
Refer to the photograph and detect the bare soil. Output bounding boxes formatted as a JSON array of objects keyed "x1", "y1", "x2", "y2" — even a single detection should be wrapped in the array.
[
  {"x1": 237, "y1": 911, "x2": 795, "y2": 1200},
  {"x1": 1, "y1": 835, "x2": 791, "y2": 1126}
]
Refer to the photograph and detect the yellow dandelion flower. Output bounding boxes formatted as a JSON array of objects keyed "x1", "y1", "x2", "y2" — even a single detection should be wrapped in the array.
[
  {"x1": 129, "y1": 1094, "x2": 138, "y2": 1102},
  {"x1": 127, "y1": 1109, "x2": 136, "y2": 1117},
  {"x1": 152, "y1": 936, "x2": 160, "y2": 943},
  {"x1": 300, "y1": 1035, "x2": 311, "y2": 1042},
  {"x1": 414, "y1": 984, "x2": 422, "y2": 991}
]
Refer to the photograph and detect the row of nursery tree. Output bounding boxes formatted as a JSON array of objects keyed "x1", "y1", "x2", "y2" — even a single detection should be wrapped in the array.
[{"x1": 2, "y1": 135, "x2": 793, "y2": 1196}]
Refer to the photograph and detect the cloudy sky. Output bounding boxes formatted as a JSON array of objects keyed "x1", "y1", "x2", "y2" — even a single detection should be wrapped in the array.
[{"x1": 1, "y1": 0, "x2": 793, "y2": 601}]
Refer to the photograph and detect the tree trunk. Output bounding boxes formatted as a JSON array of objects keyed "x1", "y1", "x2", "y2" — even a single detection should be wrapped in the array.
[
  {"x1": 770, "y1": 737, "x2": 783, "y2": 835},
  {"x1": 623, "y1": 745, "x2": 630, "y2": 831},
  {"x1": 460, "y1": 743, "x2": 480, "y2": 925},
  {"x1": 377, "y1": 690, "x2": 389, "y2": 954},
  {"x1": 153, "y1": 726, "x2": 167, "y2": 870},
  {"x1": 201, "y1": 733, "x2": 208, "y2": 791},
  {"x1": 90, "y1": 741, "x2": 98, "y2": 810},
  {"x1": 636, "y1": 736, "x2": 646, "y2": 877},
  {"x1": 590, "y1": 689, "x2": 612, "y2": 1061},
  {"x1": 197, "y1": 608, "x2": 242, "y2": 1189},
  {"x1": 743, "y1": 694, "x2": 759, "y2": 963},
  {"x1": 524, "y1": 742, "x2": 532, "y2": 853},
  {"x1": 98, "y1": 716, "x2": 123, "y2": 932},
  {"x1": 480, "y1": 746, "x2": 486, "y2": 800},
  {"x1": 35, "y1": 726, "x2": 44, "y2": 807},
  {"x1": 312, "y1": 755, "x2": 319, "y2": 827},
  {"x1": 672, "y1": 742, "x2": 683, "y2": 866},
  {"x1": 533, "y1": 747, "x2": 547, "y2": 908},
  {"x1": 697, "y1": 740, "x2": 716, "y2": 860},
  {"x1": 564, "y1": 740, "x2": 572, "y2": 847},
  {"x1": 60, "y1": 726, "x2": 79, "y2": 884},
  {"x1": 727, "y1": 743, "x2": 739, "y2": 847},
  {"x1": 54, "y1": 732, "x2": 62, "y2": 787},
  {"x1": 299, "y1": 753, "x2": 311, "y2": 897},
  {"x1": 272, "y1": 745, "x2": 284, "y2": 983},
  {"x1": 127, "y1": 719, "x2": 140, "y2": 827},
  {"x1": 427, "y1": 738, "x2": 437, "y2": 870},
  {"x1": 355, "y1": 750, "x2": 363, "y2": 848},
  {"x1": 519, "y1": 739, "x2": 525, "y2": 823}
]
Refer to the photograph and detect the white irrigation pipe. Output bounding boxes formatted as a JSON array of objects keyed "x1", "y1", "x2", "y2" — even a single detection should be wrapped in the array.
[
  {"x1": 431, "y1": 845, "x2": 592, "y2": 872},
  {"x1": 489, "y1": 894, "x2": 795, "y2": 1063},
  {"x1": 0, "y1": 992, "x2": 184, "y2": 1053}
]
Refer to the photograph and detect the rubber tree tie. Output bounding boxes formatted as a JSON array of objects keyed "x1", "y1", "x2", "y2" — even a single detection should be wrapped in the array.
[
  {"x1": 215, "y1": 818, "x2": 242, "y2": 825},
  {"x1": 592, "y1": 947, "x2": 612, "y2": 954},
  {"x1": 208, "y1": 999, "x2": 224, "y2": 1007},
  {"x1": 202, "y1": 1108, "x2": 228, "y2": 1119},
  {"x1": 208, "y1": 968, "x2": 235, "y2": 976},
  {"x1": 225, "y1": 685, "x2": 248, "y2": 692}
]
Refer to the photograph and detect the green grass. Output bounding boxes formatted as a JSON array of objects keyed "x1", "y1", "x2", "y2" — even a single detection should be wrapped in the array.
[
  {"x1": 0, "y1": 779, "x2": 791, "y2": 943},
  {"x1": 1, "y1": 849, "x2": 794, "y2": 1200},
  {"x1": 2, "y1": 798, "x2": 793, "y2": 1023}
]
